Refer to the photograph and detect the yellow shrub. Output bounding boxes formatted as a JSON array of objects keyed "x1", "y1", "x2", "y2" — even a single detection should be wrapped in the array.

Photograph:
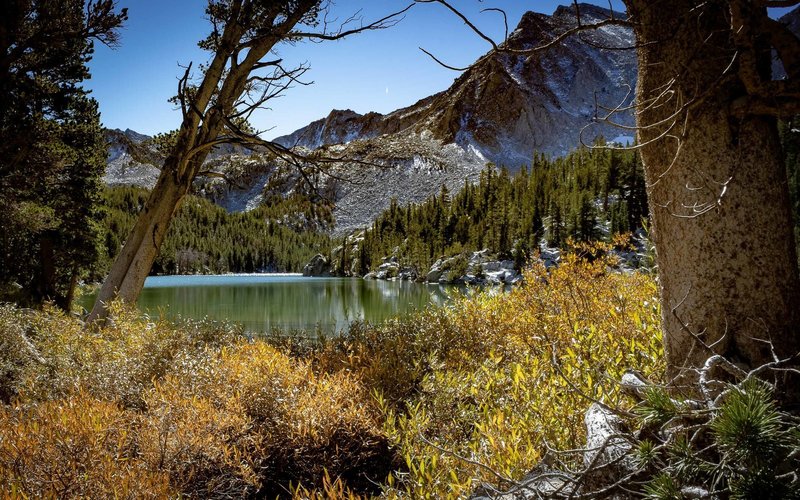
[
  {"x1": 0, "y1": 305, "x2": 42, "y2": 403},
  {"x1": 0, "y1": 305, "x2": 394, "y2": 497},
  {"x1": 381, "y1": 254, "x2": 664, "y2": 497},
  {"x1": 0, "y1": 392, "x2": 172, "y2": 497},
  {"x1": 139, "y1": 376, "x2": 262, "y2": 497},
  {"x1": 214, "y1": 343, "x2": 394, "y2": 496},
  {"x1": 291, "y1": 470, "x2": 367, "y2": 499},
  {"x1": 18, "y1": 302, "x2": 241, "y2": 407},
  {"x1": 138, "y1": 341, "x2": 395, "y2": 496},
  {"x1": 0, "y1": 250, "x2": 664, "y2": 498}
]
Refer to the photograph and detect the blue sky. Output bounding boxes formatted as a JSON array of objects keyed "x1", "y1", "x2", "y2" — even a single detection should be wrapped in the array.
[{"x1": 88, "y1": 1, "x2": 720, "y2": 139}]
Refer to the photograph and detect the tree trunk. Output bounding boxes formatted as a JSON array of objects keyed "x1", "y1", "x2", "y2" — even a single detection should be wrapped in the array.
[
  {"x1": 37, "y1": 231, "x2": 56, "y2": 304},
  {"x1": 62, "y1": 269, "x2": 79, "y2": 312},
  {"x1": 86, "y1": 168, "x2": 189, "y2": 323},
  {"x1": 626, "y1": 1, "x2": 800, "y2": 384}
]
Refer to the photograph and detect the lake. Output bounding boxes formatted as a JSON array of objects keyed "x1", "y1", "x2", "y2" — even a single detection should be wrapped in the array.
[{"x1": 82, "y1": 275, "x2": 457, "y2": 334}]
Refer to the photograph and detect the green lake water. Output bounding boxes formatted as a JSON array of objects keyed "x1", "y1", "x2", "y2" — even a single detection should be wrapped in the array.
[{"x1": 81, "y1": 275, "x2": 457, "y2": 334}]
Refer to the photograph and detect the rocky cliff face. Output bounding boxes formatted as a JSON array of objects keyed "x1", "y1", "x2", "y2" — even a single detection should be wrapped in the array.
[
  {"x1": 104, "y1": 128, "x2": 162, "y2": 188},
  {"x1": 103, "y1": 128, "x2": 254, "y2": 189},
  {"x1": 106, "y1": 3, "x2": 639, "y2": 232},
  {"x1": 257, "y1": 3, "x2": 637, "y2": 233},
  {"x1": 275, "y1": 3, "x2": 637, "y2": 165}
]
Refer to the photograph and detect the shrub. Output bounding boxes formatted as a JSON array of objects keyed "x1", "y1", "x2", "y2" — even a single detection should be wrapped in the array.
[
  {"x1": 639, "y1": 379, "x2": 800, "y2": 500},
  {"x1": 16, "y1": 302, "x2": 242, "y2": 407},
  {"x1": 378, "y1": 254, "x2": 664, "y2": 497},
  {"x1": 0, "y1": 305, "x2": 41, "y2": 403},
  {"x1": 0, "y1": 392, "x2": 172, "y2": 497},
  {"x1": 0, "y1": 304, "x2": 396, "y2": 497},
  {"x1": 139, "y1": 376, "x2": 262, "y2": 497},
  {"x1": 0, "y1": 250, "x2": 666, "y2": 498},
  {"x1": 179, "y1": 342, "x2": 395, "y2": 496},
  {"x1": 444, "y1": 254, "x2": 469, "y2": 282}
]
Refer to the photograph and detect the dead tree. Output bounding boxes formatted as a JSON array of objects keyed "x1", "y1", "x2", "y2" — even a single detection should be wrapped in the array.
[{"x1": 88, "y1": 0, "x2": 411, "y2": 322}]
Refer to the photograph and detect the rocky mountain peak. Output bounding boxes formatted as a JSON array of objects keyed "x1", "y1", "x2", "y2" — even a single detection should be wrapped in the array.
[
  {"x1": 275, "y1": 3, "x2": 637, "y2": 166},
  {"x1": 120, "y1": 128, "x2": 151, "y2": 143},
  {"x1": 552, "y1": 3, "x2": 618, "y2": 23},
  {"x1": 109, "y1": 3, "x2": 641, "y2": 234}
]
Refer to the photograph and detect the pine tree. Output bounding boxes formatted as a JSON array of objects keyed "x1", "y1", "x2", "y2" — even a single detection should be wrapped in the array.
[{"x1": 0, "y1": 0, "x2": 126, "y2": 309}]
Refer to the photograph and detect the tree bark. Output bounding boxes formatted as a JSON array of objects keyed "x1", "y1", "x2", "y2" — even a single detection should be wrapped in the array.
[
  {"x1": 625, "y1": 1, "x2": 800, "y2": 384},
  {"x1": 37, "y1": 231, "x2": 56, "y2": 304},
  {"x1": 86, "y1": 167, "x2": 189, "y2": 322}
]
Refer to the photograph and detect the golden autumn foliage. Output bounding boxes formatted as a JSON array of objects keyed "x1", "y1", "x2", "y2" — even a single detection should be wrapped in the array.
[
  {"x1": 0, "y1": 251, "x2": 662, "y2": 498},
  {"x1": 0, "y1": 393, "x2": 172, "y2": 497},
  {"x1": 0, "y1": 305, "x2": 391, "y2": 498},
  {"x1": 313, "y1": 250, "x2": 664, "y2": 497}
]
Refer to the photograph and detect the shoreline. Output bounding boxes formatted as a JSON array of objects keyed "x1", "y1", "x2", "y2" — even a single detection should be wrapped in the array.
[{"x1": 147, "y1": 272, "x2": 304, "y2": 278}]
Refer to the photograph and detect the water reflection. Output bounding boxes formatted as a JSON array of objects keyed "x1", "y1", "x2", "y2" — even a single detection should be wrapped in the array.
[{"x1": 87, "y1": 275, "x2": 457, "y2": 334}]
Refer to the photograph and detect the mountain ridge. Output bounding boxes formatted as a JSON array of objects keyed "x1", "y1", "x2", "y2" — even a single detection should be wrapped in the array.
[
  {"x1": 104, "y1": 3, "x2": 640, "y2": 233},
  {"x1": 273, "y1": 3, "x2": 637, "y2": 166}
]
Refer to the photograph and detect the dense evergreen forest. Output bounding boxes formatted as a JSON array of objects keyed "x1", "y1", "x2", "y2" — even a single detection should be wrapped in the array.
[
  {"x1": 351, "y1": 145, "x2": 648, "y2": 275},
  {"x1": 97, "y1": 128, "x2": 800, "y2": 281},
  {"x1": 98, "y1": 187, "x2": 332, "y2": 276},
  {"x1": 98, "y1": 130, "x2": 800, "y2": 281},
  {"x1": 98, "y1": 144, "x2": 649, "y2": 281}
]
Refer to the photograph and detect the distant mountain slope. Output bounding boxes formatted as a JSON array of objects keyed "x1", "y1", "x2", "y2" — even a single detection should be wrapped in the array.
[
  {"x1": 105, "y1": 3, "x2": 642, "y2": 233},
  {"x1": 275, "y1": 3, "x2": 637, "y2": 166},
  {"x1": 104, "y1": 129, "x2": 162, "y2": 188},
  {"x1": 103, "y1": 128, "x2": 254, "y2": 188}
]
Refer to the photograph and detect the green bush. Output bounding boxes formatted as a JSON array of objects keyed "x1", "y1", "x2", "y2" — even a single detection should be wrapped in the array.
[{"x1": 639, "y1": 380, "x2": 800, "y2": 500}]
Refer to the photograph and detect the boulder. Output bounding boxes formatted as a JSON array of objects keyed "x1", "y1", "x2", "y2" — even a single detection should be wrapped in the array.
[
  {"x1": 426, "y1": 258, "x2": 445, "y2": 283},
  {"x1": 469, "y1": 248, "x2": 492, "y2": 265},
  {"x1": 302, "y1": 254, "x2": 332, "y2": 277},
  {"x1": 482, "y1": 261, "x2": 502, "y2": 272},
  {"x1": 397, "y1": 267, "x2": 418, "y2": 281},
  {"x1": 582, "y1": 403, "x2": 635, "y2": 494},
  {"x1": 539, "y1": 243, "x2": 561, "y2": 268},
  {"x1": 374, "y1": 261, "x2": 400, "y2": 279},
  {"x1": 502, "y1": 270, "x2": 521, "y2": 285}
]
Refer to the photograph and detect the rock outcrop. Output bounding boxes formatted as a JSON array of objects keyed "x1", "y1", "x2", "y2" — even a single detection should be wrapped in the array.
[
  {"x1": 104, "y1": 128, "x2": 162, "y2": 188},
  {"x1": 364, "y1": 257, "x2": 419, "y2": 281},
  {"x1": 425, "y1": 250, "x2": 522, "y2": 285},
  {"x1": 301, "y1": 254, "x2": 332, "y2": 277}
]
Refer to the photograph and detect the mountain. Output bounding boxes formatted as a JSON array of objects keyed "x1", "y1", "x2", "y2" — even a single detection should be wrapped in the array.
[
  {"x1": 102, "y1": 128, "x2": 254, "y2": 189},
  {"x1": 265, "y1": 3, "x2": 637, "y2": 232},
  {"x1": 105, "y1": 4, "x2": 640, "y2": 233},
  {"x1": 104, "y1": 129, "x2": 162, "y2": 188},
  {"x1": 274, "y1": 3, "x2": 637, "y2": 165}
]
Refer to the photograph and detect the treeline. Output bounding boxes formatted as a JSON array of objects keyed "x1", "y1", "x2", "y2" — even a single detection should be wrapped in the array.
[
  {"x1": 0, "y1": 4, "x2": 126, "y2": 309},
  {"x1": 352, "y1": 146, "x2": 647, "y2": 274},
  {"x1": 99, "y1": 187, "x2": 332, "y2": 276}
]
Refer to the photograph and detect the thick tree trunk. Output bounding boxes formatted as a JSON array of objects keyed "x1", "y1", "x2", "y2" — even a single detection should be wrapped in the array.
[
  {"x1": 626, "y1": 1, "x2": 800, "y2": 384},
  {"x1": 86, "y1": 168, "x2": 188, "y2": 323}
]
